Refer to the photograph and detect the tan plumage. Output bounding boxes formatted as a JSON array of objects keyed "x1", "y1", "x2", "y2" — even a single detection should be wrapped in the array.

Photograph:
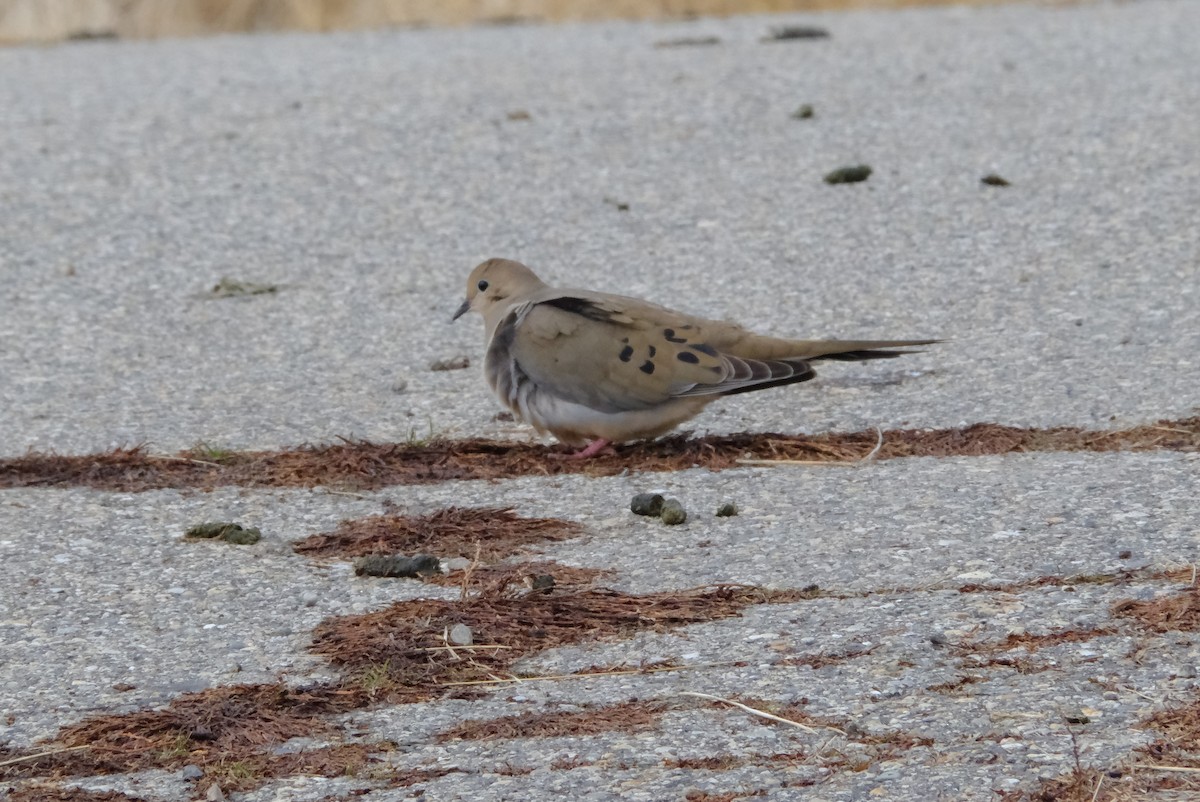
[{"x1": 453, "y1": 258, "x2": 937, "y2": 456}]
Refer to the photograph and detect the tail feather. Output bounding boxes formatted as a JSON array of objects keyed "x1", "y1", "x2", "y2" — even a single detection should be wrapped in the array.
[
  {"x1": 671, "y1": 336, "x2": 938, "y2": 399},
  {"x1": 714, "y1": 332, "x2": 940, "y2": 361},
  {"x1": 719, "y1": 357, "x2": 817, "y2": 396},
  {"x1": 675, "y1": 356, "x2": 816, "y2": 398},
  {"x1": 810, "y1": 347, "x2": 928, "y2": 361},
  {"x1": 671, "y1": 337, "x2": 939, "y2": 399}
]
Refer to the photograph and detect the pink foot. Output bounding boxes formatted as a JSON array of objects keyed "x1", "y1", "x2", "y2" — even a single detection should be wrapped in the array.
[{"x1": 563, "y1": 438, "x2": 614, "y2": 460}]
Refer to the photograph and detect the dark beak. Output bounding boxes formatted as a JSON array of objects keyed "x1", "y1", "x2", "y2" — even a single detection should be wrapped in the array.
[{"x1": 451, "y1": 298, "x2": 471, "y2": 321}]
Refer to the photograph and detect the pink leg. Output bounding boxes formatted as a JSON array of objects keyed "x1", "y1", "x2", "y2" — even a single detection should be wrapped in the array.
[{"x1": 565, "y1": 438, "x2": 614, "y2": 460}]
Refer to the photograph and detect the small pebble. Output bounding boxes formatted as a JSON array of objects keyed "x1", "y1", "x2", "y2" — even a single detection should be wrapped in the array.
[
  {"x1": 631, "y1": 493, "x2": 665, "y2": 516},
  {"x1": 448, "y1": 623, "x2": 473, "y2": 646},
  {"x1": 660, "y1": 498, "x2": 687, "y2": 525},
  {"x1": 716, "y1": 502, "x2": 738, "y2": 517},
  {"x1": 981, "y1": 173, "x2": 1011, "y2": 186},
  {"x1": 791, "y1": 104, "x2": 815, "y2": 119},
  {"x1": 181, "y1": 765, "x2": 203, "y2": 781},
  {"x1": 442, "y1": 557, "x2": 473, "y2": 572}
]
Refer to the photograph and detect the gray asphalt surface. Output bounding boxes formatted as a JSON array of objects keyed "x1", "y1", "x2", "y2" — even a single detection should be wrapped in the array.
[
  {"x1": 2, "y1": 1, "x2": 1199, "y2": 800},
  {"x1": 2, "y1": 0, "x2": 1198, "y2": 456}
]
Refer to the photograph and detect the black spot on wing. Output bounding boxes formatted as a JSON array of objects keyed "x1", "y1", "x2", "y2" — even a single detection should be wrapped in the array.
[
  {"x1": 542, "y1": 296, "x2": 619, "y2": 323},
  {"x1": 677, "y1": 351, "x2": 700, "y2": 364},
  {"x1": 618, "y1": 345, "x2": 634, "y2": 362},
  {"x1": 640, "y1": 360, "x2": 655, "y2": 374},
  {"x1": 663, "y1": 328, "x2": 687, "y2": 343},
  {"x1": 689, "y1": 343, "x2": 718, "y2": 357},
  {"x1": 647, "y1": 345, "x2": 656, "y2": 357}
]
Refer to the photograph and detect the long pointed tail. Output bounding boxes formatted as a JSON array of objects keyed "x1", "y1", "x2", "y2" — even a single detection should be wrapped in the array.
[
  {"x1": 717, "y1": 334, "x2": 941, "y2": 362},
  {"x1": 804, "y1": 339, "x2": 940, "y2": 361}
]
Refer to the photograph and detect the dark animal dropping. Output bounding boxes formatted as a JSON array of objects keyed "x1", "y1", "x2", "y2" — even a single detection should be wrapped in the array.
[
  {"x1": 825, "y1": 165, "x2": 872, "y2": 184},
  {"x1": 354, "y1": 554, "x2": 441, "y2": 578},
  {"x1": 184, "y1": 521, "x2": 261, "y2": 545},
  {"x1": 631, "y1": 493, "x2": 665, "y2": 516}
]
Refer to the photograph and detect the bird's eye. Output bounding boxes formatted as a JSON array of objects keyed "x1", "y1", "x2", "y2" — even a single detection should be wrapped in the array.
[{"x1": 477, "y1": 279, "x2": 489, "y2": 292}]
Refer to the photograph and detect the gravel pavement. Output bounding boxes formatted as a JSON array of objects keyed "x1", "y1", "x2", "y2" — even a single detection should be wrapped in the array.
[{"x1": 1, "y1": 1, "x2": 1198, "y2": 800}]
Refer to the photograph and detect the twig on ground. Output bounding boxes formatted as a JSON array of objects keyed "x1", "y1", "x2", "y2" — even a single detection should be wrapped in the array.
[
  {"x1": 678, "y1": 691, "x2": 820, "y2": 733},
  {"x1": 0, "y1": 745, "x2": 91, "y2": 767}
]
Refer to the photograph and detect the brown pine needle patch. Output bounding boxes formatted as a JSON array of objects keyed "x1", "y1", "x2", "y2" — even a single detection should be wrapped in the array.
[
  {"x1": 0, "y1": 683, "x2": 370, "y2": 784},
  {"x1": 952, "y1": 626, "x2": 1119, "y2": 661},
  {"x1": 1112, "y1": 586, "x2": 1200, "y2": 633},
  {"x1": 1004, "y1": 692, "x2": 1200, "y2": 800},
  {"x1": 209, "y1": 742, "x2": 387, "y2": 792},
  {"x1": 995, "y1": 627, "x2": 1120, "y2": 652},
  {"x1": 3, "y1": 417, "x2": 1196, "y2": 492},
  {"x1": 1140, "y1": 696, "x2": 1200, "y2": 773},
  {"x1": 436, "y1": 700, "x2": 671, "y2": 741},
  {"x1": 293, "y1": 507, "x2": 583, "y2": 562},
  {"x1": 311, "y1": 584, "x2": 825, "y2": 692},
  {"x1": 3, "y1": 578, "x2": 826, "y2": 787}
]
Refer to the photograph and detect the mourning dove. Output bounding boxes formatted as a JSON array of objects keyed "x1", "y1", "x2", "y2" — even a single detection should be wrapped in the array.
[{"x1": 453, "y1": 258, "x2": 937, "y2": 458}]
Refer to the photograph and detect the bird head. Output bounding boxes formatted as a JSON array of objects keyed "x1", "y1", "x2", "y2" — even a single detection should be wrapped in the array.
[{"x1": 453, "y1": 258, "x2": 546, "y2": 325}]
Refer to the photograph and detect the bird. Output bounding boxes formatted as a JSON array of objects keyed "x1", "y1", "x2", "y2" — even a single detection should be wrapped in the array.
[{"x1": 452, "y1": 258, "x2": 937, "y2": 458}]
